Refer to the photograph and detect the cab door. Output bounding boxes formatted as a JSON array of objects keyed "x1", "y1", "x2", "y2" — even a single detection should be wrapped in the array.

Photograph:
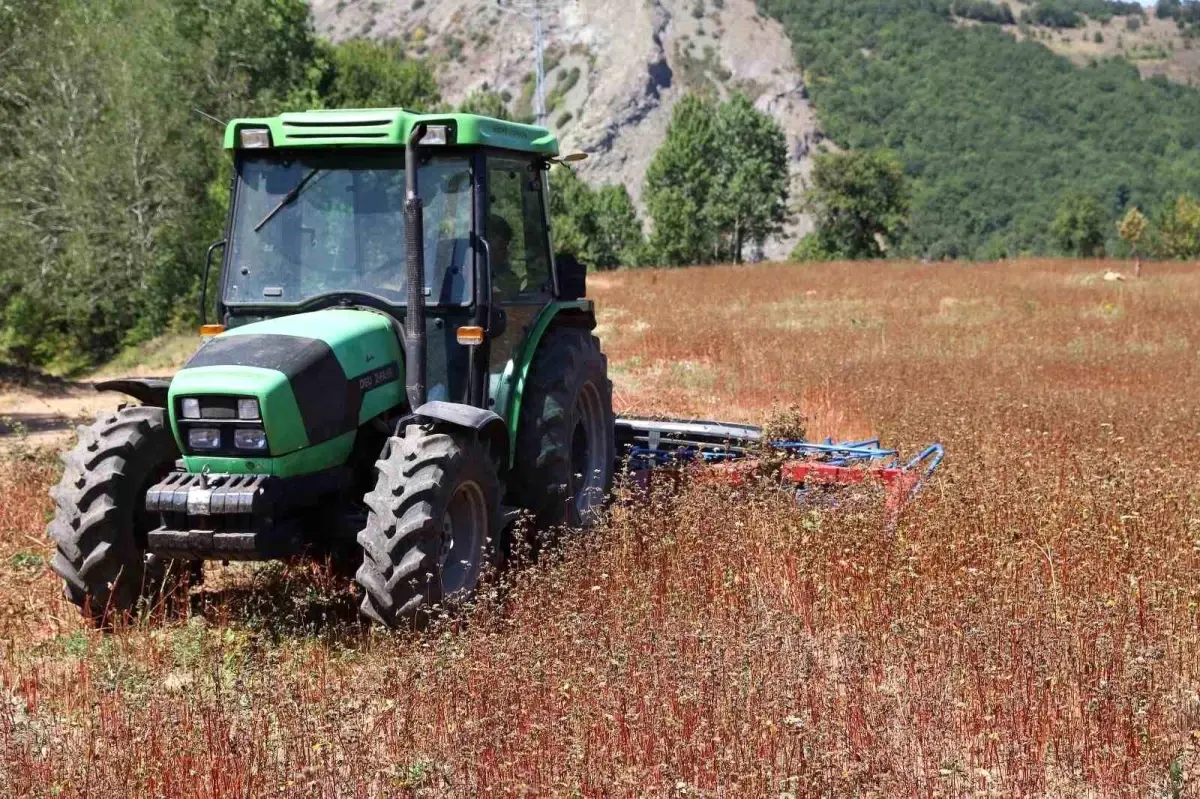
[{"x1": 483, "y1": 154, "x2": 554, "y2": 409}]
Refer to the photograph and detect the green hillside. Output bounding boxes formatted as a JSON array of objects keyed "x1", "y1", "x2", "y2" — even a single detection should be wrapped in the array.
[{"x1": 758, "y1": 0, "x2": 1200, "y2": 258}]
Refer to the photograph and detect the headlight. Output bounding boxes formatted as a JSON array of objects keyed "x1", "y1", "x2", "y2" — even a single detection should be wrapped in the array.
[
  {"x1": 420, "y1": 124, "x2": 449, "y2": 145},
  {"x1": 187, "y1": 428, "x2": 221, "y2": 450},
  {"x1": 181, "y1": 398, "x2": 201, "y2": 419},
  {"x1": 239, "y1": 128, "x2": 271, "y2": 148},
  {"x1": 237, "y1": 398, "x2": 260, "y2": 420},
  {"x1": 233, "y1": 428, "x2": 268, "y2": 451}
]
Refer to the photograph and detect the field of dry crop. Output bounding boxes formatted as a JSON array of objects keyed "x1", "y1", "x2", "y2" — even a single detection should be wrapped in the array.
[{"x1": 2, "y1": 258, "x2": 1199, "y2": 797}]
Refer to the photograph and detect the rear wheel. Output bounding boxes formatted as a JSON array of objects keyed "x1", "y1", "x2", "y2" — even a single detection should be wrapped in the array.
[
  {"x1": 355, "y1": 425, "x2": 500, "y2": 627},
  {"x1": 513, "y1": 328, "x2": 615, "y2": 530},
  {"x1": 47, "y1": 406, "x2": 182, "y2": 626}
]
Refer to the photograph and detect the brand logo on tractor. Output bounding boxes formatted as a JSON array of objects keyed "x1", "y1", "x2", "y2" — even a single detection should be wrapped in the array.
[{"x1": 357, "y1": 362, "x2": 399, "y2": 392}]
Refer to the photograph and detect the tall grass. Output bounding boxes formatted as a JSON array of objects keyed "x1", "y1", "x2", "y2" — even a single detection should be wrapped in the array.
[{"x1": 2, "y1": 259, "x2": 1198, "y2": 796}]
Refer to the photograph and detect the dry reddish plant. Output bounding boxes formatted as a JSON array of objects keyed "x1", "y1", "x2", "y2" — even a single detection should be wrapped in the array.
[{"x1": 2, "y1": 259, "x2": 1199, "y2": 797}]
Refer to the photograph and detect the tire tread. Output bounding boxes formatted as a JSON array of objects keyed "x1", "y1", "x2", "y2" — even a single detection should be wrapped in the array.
[
  {"x1": 512, "y1": 329, "x2": 615, "y2": 529},
  {"x1": 355, "y1": 426, "x2": 499, "y2": 627},
  {"x1": 46, "y1": 405, "x2": 179, "y2": 625}
]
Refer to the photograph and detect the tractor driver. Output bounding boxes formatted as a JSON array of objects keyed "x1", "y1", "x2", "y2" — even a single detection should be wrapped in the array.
[{"x1": 488, "y1": 213, "x2": 525, "y2": 296}]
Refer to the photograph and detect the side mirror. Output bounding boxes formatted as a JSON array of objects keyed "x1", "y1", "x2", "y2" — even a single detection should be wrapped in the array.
[{"x1": 556, "y1": 252, "x2": 586, "y2": 300}]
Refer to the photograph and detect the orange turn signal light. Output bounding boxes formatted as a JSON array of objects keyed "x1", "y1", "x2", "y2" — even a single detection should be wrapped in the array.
[
  {"x1": 199, "y1": 324, "x2": 225, "y2": 337},
  {"x1": 456, "y1": 326, "x2": 485, "y2": 345}
]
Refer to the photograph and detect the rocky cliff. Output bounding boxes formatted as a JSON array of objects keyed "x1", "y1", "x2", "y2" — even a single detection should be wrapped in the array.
[{"x1": 309, "y1": 0, "x2": 823, "y2": 257}]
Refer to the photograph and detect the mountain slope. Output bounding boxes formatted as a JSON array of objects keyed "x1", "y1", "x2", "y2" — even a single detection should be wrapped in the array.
[
  {"x1": 759, "y1": 0, "x2": 1200, "y2": 258},
  {"x1": 312, "y1": 0, "x2": 1200, "y2": 260},
  {"x1": 310, "y1": 0, "x2": 823, "y2": 258},
  {"x1": 990, "y1": 1, "x2": 1200, "y2": 87}
]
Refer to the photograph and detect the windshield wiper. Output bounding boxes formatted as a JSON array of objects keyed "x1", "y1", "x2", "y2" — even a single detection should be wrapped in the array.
[{"x1": 254, "y1": 168, "x2": 323, "y2": 232}]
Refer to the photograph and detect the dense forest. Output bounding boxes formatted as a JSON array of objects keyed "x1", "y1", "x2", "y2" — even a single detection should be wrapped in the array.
[
  {"x1": 0, "y1": 0, "x2": 448, "y2": 369},
  {"x1": 758, "y1": 0, "x2": 1200, "y2": 259}
]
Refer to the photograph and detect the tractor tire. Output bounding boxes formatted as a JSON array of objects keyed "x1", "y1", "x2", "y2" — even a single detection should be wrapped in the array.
[
  {"x1": 512, "y1": 328, "x2": 615, "y2": 530},
  {"x1": 47, "y1": 406, "x2": 181, "y2": 626},
  {"x1": 355, "y1": 424, "x2": 500, "y2": 628}
]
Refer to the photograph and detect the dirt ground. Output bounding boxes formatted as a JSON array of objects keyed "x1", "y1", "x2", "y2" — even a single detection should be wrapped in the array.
[
  {"x1": 0, "y1": 333, "x2": 199, "y2": 452},
  {"x1": 0, "y1": 372, "x2": 119, "y2": 453}
]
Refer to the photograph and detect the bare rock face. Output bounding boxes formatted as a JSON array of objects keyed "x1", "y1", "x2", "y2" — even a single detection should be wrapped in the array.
[{"x1": 309, "y1": 0, "x2": 823, "y2": 259}]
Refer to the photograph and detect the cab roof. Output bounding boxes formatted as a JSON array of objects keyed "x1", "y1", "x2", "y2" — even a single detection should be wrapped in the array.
[{"x1": 222, "y1": 107, "x2": 559, "y2": 156}]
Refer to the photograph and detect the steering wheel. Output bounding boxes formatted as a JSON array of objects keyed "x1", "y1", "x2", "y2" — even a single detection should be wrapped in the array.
[
  {"x1": 297, "y1": 291, "x2": 404, "y2": 318},
  {"x1": 363, "y1": 252, "x2": 464, "y2": 302}
]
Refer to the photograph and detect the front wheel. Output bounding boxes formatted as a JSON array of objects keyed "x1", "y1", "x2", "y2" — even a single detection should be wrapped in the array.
[
  {"x1": 355, "y1": 425, "x2": 500, "y2": 628},
  {"x1": 47, "y1": 406, "x2": 182, "y2": 626}
]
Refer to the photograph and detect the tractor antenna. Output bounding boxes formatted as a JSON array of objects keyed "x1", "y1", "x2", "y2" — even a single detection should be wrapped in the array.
[
  {"x1": 193, "y1": 108, "x2": 227, "y2": 127},
  {"x1": 496, "y1": 0, "x2": 568, "y2": 128}
]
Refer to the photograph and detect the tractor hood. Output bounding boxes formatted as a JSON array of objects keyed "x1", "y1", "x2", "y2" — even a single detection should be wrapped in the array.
[{"x1": 168, "y1": 309, "x2": 404, "y2": 476}]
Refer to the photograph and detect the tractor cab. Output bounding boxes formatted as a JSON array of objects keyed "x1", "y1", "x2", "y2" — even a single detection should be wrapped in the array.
[{"x1": 209, "y1": 110, "x2": 587, "y2": 412}]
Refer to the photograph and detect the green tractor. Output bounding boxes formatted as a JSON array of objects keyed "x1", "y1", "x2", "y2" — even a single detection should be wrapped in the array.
[{"x1": 47, "y1": 108, "x2": 615, "y2": 627}]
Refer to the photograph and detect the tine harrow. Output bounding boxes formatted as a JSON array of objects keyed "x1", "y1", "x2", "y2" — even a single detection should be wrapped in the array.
[{"x1": 614, "y1": 416, "x2": 944, "y2": 512}]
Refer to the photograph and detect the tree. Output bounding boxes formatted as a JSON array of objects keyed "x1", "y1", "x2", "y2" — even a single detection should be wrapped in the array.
[
  {"x1": 458, "y1": 89, "x2": 512, "y2": 119},
  {"x1": 0, "y1": 295, "x2": 57, "y2": 383},
  {"x1": 1155, "y1": 194, "x2": 1200, "y2": 258},
  {"x1": 175, "y1": 0, "x2": 320, "y2": 108},
  {"x1": 0, "y1": 0, "x2": 206, "y2": 369},
  {"x1": 1025, "y1": 2, "x2": 1082, "y2": 28},
  {"x1": 592, "y1": 185, "x2": 645, "y2": 268},
  {"x1": 951, "y1": 0, "x2": 1016, "y2": 24},
  {"x1": 548, "y1": 167, "x2": 644, "y2": 270},
  {"x1": 709, "y1": 94, "x2": 790, "y2": 263},
  {"x1": 644, "y1": 95, "x2": 719, "y2": 265},
  {"x1": 645, "y1": 93, "x2": 791, "y2": 265},
  {"x1": 1157, "y1": 0, "x2": 1182, "y2": 19},
  {"x1": 319, "y1": 39, "x2": 440, "y2": 110},
  {"x1": 1117, "y1": 206, "x2": 1148, "y2": 276},
  {"x1": 548, "y1": 166, "x2": 598, "y2": 265},
  {"x1": 793, "y1": 150, "x2": 910, "y2": 261},
  {"x1": 1051, "y1": 195, "x2": 1107, "y2": 256}
]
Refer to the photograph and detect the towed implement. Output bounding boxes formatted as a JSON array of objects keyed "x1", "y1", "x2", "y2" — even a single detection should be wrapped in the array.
[
  {"x1": 47, "y1": 107, "x2": 941, "y2": 628},
  {"x1": 616, "y1": 417, "x2": 942, "y2": 514}
]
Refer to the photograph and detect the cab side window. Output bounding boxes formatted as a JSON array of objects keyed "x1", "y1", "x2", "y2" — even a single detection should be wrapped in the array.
[{"x1": 487, "y1": 156, "x2": 552, "y2": 300}]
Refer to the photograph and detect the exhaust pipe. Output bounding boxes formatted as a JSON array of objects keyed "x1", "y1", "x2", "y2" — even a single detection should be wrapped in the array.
[{"x1": 404, "y1": 123, "x2": 427, "y2": 410}]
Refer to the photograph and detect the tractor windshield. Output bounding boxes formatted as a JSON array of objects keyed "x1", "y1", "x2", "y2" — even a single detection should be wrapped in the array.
[{"x1": 224, "y1": 151, "x2": 473, "y2": 307}]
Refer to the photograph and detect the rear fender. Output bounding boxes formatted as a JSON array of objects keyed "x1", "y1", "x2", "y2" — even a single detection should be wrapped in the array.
[
  {"x1": 94, "y1": 377, "x2": 172, "y2": 407},
  {"x1": 410, "y1": 400, "x2": 509, "y2": 473},
  {"x1": 495, "y1": 300, "x2": 595, "y2": 465}
]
